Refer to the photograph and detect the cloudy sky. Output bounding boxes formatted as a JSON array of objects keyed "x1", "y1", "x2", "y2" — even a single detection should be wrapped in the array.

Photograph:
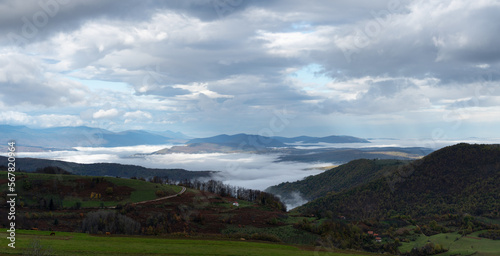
[{"x1": 1, "y1": 0, "x2": 499, "y2": 139}]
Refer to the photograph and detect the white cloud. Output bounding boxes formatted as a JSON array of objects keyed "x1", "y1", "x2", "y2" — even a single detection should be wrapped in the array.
[
  {"x1": 123, "y1": 110, "x2": 152, "y2": 124},
  {"x1": 0, "y1": 111, "x2": 31, "y2": 124},
  {"x1": 124, "y1": 110, "x2": 152, "y2": 119},
  {"x1": 0, "y1": 111, "x2": 84, "y2": 127},
  {"x1": 92, "y1": 108, "x2": 119, "y2": 119}
]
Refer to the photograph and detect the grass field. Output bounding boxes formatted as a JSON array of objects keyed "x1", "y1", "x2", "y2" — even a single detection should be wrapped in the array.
[
  {"x1": 1, "y1": 229, "x2": 380, "y2": 256},
  {"x1": 399, "y1": 231, "x2": 500, "y2": 256}
]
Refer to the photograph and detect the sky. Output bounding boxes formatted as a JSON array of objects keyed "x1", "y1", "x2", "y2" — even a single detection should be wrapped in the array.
[{"x1": 1, "y1": 0, "x2": 499, "y2": 139}]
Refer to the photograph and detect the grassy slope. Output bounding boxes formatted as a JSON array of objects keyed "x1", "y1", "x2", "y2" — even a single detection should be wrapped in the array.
[
  {"x1": 0, "y1": 171, "x2": 181, "y2": 207},
  {"x1": 399, "y1": 231, "x2": 500, "y2": 256},
  {"x1": 0, "y1": 229, "x2": 377, "y2": 256}
]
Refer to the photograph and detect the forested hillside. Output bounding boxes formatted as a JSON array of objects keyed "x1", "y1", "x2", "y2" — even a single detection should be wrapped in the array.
[
  {"x1": 267, "y1": 159, "x2": 407, "y2": 201},
  {"x1": 298, "y1": 143, "x2": 500, "y2": 219}
]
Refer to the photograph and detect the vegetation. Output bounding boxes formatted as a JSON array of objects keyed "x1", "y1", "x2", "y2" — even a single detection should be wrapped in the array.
[
  {"x1": 480, "y1": 230, "x2": 500, "y2": 240},
  {"x1": 399, "y1": 231, "x2": 500, "y2": 255},
  {"x1": 297, "y1": 144, "x2": 500, "y2": 219},
  {"x1": 268, "y1": 159, "x2": 408, "y2": 201},
  {"x1": 1, "y1": 143, "x2": 499, "y2": 255},
  {"x1": 35, "y1": 166, "x2": 73, "y2": 175},
  {"x1": 81, "y1": 210, "x2": 141, "y2": 235},
  {"x1": 182, "y1": 179, "x2": 287, "y2": 211},
  {"x1": 0, "y1": 172, "x2": 180, "y2": 210}
]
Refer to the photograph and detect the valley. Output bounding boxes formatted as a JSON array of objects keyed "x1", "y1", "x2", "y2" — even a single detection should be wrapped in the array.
[{"x1": 1, "y1": 143, "x2": 499, "y2": 255}]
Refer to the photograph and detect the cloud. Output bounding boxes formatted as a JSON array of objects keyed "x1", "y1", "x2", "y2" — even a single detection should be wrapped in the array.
[
  {"x1": 0, "y1": 111, "x2": 31, "y2": 124},
  {"x1": 124, "y1": 110, "x2": 152, "y2": 124},
  {"x1": 0, "y1": 0, "x2": 499, "y2": 138},
  {"x1": 124, "y1": 110, "x2": 152, "y2": 119},
  {"x1": 92, "y1": 108, "x2": 119, "y2": 119},
  {"x1": 0, "y1": 53, "x2": 89, "y2": 107},
  {"x1": 0, "y1": 111, "x2": 84, "y2": 127}
]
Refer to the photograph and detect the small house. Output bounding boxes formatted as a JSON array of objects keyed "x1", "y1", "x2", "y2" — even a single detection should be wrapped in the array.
[
  {"x1": 367, "y1": 231, "x2": 374, "y2": 235},
  {"x1": 233, "y1": 202, "x2": 239, "y2": 207},
  {"x1": 375, "y1": 237, "x2": 382, "y2": 242}
]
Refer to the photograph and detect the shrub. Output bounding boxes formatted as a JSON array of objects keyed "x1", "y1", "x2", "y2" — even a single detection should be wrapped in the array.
[
  {"x1": 250, "y1": 233, "x2": 282, "y2": 243},
  {"x1": 155, "y1": 190, "x2": 166, "y2": 197},
  {"x1": 81, "y1": 210, "x2": 140, "y2": 235},
  {"x1": 105, "y1": 187, "x2": 114, "y2": 195}
]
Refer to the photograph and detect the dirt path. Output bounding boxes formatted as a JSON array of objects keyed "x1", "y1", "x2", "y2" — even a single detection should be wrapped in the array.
[{"x1": 109, "y1": 186, "x2": 186, "y2": 208}]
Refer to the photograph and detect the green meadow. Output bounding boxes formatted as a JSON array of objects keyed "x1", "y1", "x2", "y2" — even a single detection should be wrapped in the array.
[
  {"x1": 1, "y1": 229, "x2": 380, "y2": 256},
  {"x1": 399, "y1": 231, "x2": 500, "y2": 256}
]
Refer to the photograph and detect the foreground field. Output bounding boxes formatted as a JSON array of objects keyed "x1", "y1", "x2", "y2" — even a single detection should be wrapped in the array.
[{"x1": 1, "y1": 229, "x2": 381, "y2": 256}]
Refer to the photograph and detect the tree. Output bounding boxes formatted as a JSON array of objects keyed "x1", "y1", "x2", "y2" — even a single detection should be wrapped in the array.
[
  {"x1": 48, "y1": 198, "x2": 55, "y2": 211},
  {"x1": 106, "y1": 187, "x2": 113, "y2": 195}
]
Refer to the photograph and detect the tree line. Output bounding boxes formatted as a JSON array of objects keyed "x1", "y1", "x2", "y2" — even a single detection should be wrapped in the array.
[{"x1": 179, "y1": 179, "x2": 286, "y2": 212}]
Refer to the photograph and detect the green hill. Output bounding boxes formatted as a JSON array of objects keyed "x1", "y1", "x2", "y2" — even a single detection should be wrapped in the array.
[
  {"x1": 267, "y1": 159, "x2": 408, "y2": 202},
  {"x1": 297, "y1": 143, "x2": 500, "y2": 219},
  {"x1": 0, "y1": 171, "x2": 181, "y2": 209}
]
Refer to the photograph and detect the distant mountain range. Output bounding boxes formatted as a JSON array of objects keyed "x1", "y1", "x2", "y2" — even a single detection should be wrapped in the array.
[
  {"x1": 273, "y1": 135, "x2": 370, "y2": 144},
  {"x1": 186, "y1": 133, "x2": 369, "y2": 147},
  {"x1": 186, "y1": 134, "x2": 287, "y2": 149},
  {"x1": 0, "y1": 125, "x2": 371, "y2": 150},
  {"x1": 153, "y1": 133, "x2": 372, "y2": 154},
  {"x1": 0, "y1": 125, "x2": 189, "y2": 149}
]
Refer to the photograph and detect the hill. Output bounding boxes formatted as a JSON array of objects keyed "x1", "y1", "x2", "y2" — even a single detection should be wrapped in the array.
[
  {"x1": 0, "y1": 156, "x2": 213, "y2": 180},
  {"x1": 0, "y1": 171, "x2": 325, "y2": 249},
  {"x1": 186, "y1": 134, "x2": 288, "y2": 149},
  {"x1": 267, "y1": 159, "x2": 408, "y2": 204},
  {"x1": 296, "y1": 143, "x2": 500, "y2": 219},
  {"x1": 155, "y1": 143, "x2": 248, "y2": 154}
]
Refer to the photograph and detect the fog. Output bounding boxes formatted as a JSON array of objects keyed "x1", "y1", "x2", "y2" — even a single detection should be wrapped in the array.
[
  {"x1": 6, "y1": 138, "x2": 500, "y2": 209},
  {"x1": 12, "y1": 146, "x2": 329, "y2": 191}
]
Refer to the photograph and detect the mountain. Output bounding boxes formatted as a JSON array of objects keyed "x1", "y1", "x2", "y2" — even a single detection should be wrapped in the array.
[
  {"x1": 148, "y1": 130, "x2": 192, "y2": 140},
  {"x1": 186, "y1": 134, "x2": 287, "y2": 149},
  {"x1": 267, "y1": 159, "x2": 408, "y2": 204},
  {"x1": 0, "y1": 125, "x2": 172, "y2": 149},
  {"x1": 0, "y1": 155, "x2": 213, "y2": 180},
  {"x1": 100, "y1": 130, "x2": 172, "y2": 147},
  {"x1": 296, "y1": 143, "x2": 500, "y2": 218},
  {"x1": 154, "y1": 143, "x2": 245, "y2": 154},
  {"x1": 273, "y1": 135, "x2": 370, "y2": 144}
]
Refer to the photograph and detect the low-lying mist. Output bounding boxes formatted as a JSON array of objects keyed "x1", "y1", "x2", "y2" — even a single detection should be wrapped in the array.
[{"x1": 13, "y1": 145, "x2": 330, "y2": 191}]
